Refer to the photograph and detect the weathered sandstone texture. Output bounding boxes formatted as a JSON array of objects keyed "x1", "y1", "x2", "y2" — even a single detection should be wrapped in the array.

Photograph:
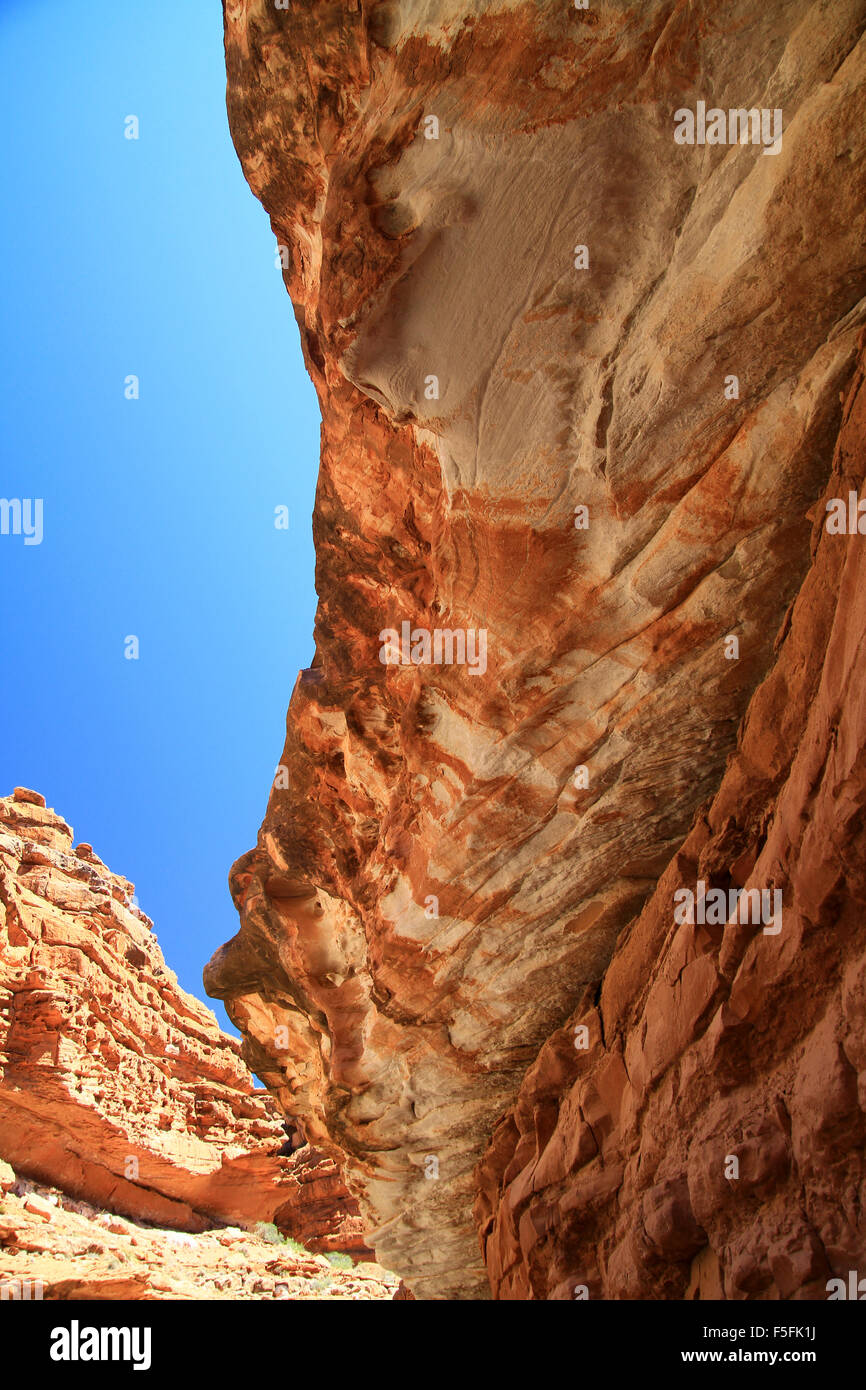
[
  {"x1": 476, "y1": 336, "x2": 866, "y2": 1298},
  {"x1": 207, "y1": 0, "x2": 866, "y2": 1297},
  {"x1": 0, "y1": 790, "x2": 366, "y2": 1252}
]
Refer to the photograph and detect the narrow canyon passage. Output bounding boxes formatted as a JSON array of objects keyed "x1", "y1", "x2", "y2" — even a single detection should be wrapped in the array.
[
  {"x1": 2, "y1": 0, "x2": 865, "y2": 1315},
  {"x1": 204, "y1": 0, "x2": 866, "y2": 1298}
]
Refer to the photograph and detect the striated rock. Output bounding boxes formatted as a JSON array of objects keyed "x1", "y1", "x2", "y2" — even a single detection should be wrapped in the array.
[
  {"x1": 207, "y1": 0, "x2": 866, "y2": 1296},
  {"x1": 475, "y1": 336, "x2": 866, "y2": 1299},
  {"x1": 0, "y1": 791, "x2": 365, "y2": 1251},
  {"x1": 0, "y1": 1171, "x2": 407, "y2": 1300},
  {"x1": 273, "y1": 1143, "x2": 374, "y2": 1257}
]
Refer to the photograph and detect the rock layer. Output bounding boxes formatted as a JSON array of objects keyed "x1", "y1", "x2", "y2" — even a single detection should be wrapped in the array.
[
  {"x1": 476, "y1": 335, "x2": 866, "y2": 1298},
  {"x1": 0, "y1": 789, "x2": 366, "y2": 1251},
  {"x1": 208, "y1": 0, "x2": 866, "y2": 1296}
]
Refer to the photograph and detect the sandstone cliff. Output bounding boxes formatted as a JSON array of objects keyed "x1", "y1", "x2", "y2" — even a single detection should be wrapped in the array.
[
  {"x1": 206, "y1": 0, "x2": 866, "y2": 1297},
  {"x1": 0, "y1": 788, "x2": 367, "y2": 1253},
  {"x1": 476, "y1": 335, "x2": 866, "y2": 1298}
]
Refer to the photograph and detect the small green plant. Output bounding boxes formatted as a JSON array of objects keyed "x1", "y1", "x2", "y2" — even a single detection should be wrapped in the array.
[
  {"x1": 281, "y1": 1235, "x2": 308, "y2": 1257},
  {"x1": 253, "y1": 1222, "x2": 309, "y2": 1256},
  {"x1": 254, "y1": 1222, "x2": 282, "y2": 1245},
  {"x1": 325, "y1": 1252, "x2": 354, "y2": 1270},
  {"x1": 305, "y1": 1276, "x2": 331, "y2": 1295}
]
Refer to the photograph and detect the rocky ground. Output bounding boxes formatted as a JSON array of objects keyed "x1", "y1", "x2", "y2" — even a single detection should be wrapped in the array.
[{"x1": 0, "y1": 1161, "x2": 408, "y2": 1301}]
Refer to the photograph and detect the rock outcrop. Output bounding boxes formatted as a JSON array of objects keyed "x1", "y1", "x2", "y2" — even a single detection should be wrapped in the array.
[
  {"x1": 0, "y1": 789, "x2": 367, "y2": 1252},
  {"x1": 0, "y1": 1162, "x2": 406, "y2": 1300},
  {"x1": 207, "y1": 0, "x2": 866, "y2": 1297}
]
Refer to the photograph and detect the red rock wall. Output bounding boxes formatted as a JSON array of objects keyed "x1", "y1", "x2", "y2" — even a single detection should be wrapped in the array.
[
  {"x1": 0, "y1": 789, "x2": 365, "y2": 1251},
  {"x1": 207, "y1": 0, "x2": 866, "y2": 1296},
  {"x1": 273, "y1": 1144, "x2": 373, "y2": 1258},
  {"x1": 475, "y1": 339, "x2": 866, "y2": 1298}
]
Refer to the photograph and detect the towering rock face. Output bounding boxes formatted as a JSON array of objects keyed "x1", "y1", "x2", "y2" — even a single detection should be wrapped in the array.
[
  {"x1": 207, "y1": 0, "x2": 866, "y2": 1297},
  {"x1": 0, "y1": 789, "x2": 366, "y2": 1251},
  {"x1": 476, "y1": 340, "x2": 866, "y2": 1298}
]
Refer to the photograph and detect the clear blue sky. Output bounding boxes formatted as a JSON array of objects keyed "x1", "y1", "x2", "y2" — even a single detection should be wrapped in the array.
[{"x1": 0, "y1": 0, "x2": 319, "y2": 1037}]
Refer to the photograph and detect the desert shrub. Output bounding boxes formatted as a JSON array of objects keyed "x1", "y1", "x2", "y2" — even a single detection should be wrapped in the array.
[
  {"x1": 325, "y1": 1252, "x2": 354, "y2": 1270},
  {"x1": 284, "y1": 1237, "x2": 309, "y2": 1256},
  {"x1": 253, "y1": 1222, "x2": 309, "y2": 1256},
  {"x1": 254, "y1": 1222, "x2": 282, "y2": 1245}
]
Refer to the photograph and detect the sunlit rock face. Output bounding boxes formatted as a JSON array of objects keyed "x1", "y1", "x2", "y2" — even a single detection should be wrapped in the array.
[
  {"x1": 0, "y1": 1165, "x2": 404, "y2": 1300},
  {"x1": 208, "y1": 0, "x2": 866, "y2": 1297},
  {"x1": 0, "y1": 790, "x2": 366, "y2": 1250}
]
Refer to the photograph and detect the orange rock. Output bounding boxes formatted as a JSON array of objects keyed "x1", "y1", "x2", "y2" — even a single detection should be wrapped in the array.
[
  {"x1": 0, "y1": 1177, "x2": 401, "y2": 1300},
  {"x1": 0, "y1": 794, "x2": 364, "y2": 1251},
  {"x1": 477, "y1": 340, "x2": 866, "y2": 1298},
  {"x1": 12, "y1": 789, "x2": 45, "y2": 808},
  {"x1": 23, "y1": 1194, "x2": 54, "y2": 1221},
  {"x1": 205, "y1": 0, "x2": 866, "y2": 1299}
]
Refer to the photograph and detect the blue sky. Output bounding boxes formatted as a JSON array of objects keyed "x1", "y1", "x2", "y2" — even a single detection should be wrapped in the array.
[{"x1": 0, "y1": 0, "x2": 320, "y2": 1037}]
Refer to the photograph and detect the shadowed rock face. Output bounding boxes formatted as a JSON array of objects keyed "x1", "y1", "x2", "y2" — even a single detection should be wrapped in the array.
[
  {"x1": 206, "y1": 0, "x2": 866, "y2": 1297},
  {"x1": 476, "y1": 338, "x2": 866, "y2": 1299}
]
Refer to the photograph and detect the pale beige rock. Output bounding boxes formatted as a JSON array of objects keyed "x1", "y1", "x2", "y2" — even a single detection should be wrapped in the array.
[
  {"x1": 23, "y1": 1194, "x2": 53, "y2": 1221},
  {"x1": 207, "y1": 0, "x2": 866, "y2": 1297},
  {"x1": 0, "y1": 1175, "x2": 407, "y2": 1301}
]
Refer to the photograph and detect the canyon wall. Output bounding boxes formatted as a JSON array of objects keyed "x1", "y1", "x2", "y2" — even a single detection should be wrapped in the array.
[
  {"x1": 207, "y1": 0, "x2": 866, "y2": 1297},
  {"x1": 476, "y1": 336, "x2": 866, "y2": 1298},
  {"x1": 0, "y1": 788, "x2": 366, "y2": 1252}
]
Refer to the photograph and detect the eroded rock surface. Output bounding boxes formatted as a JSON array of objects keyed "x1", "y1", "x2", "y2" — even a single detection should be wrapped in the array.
[
  {"x1": 476, "y1": 336, "x2": 866, "y2": 1298},
  {"x1": 207, "y1": 0, "x2": 866, "y2": 1297},
  {"x1": 0, "y1": 790, "x2": 366, "y2": 1252}
]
